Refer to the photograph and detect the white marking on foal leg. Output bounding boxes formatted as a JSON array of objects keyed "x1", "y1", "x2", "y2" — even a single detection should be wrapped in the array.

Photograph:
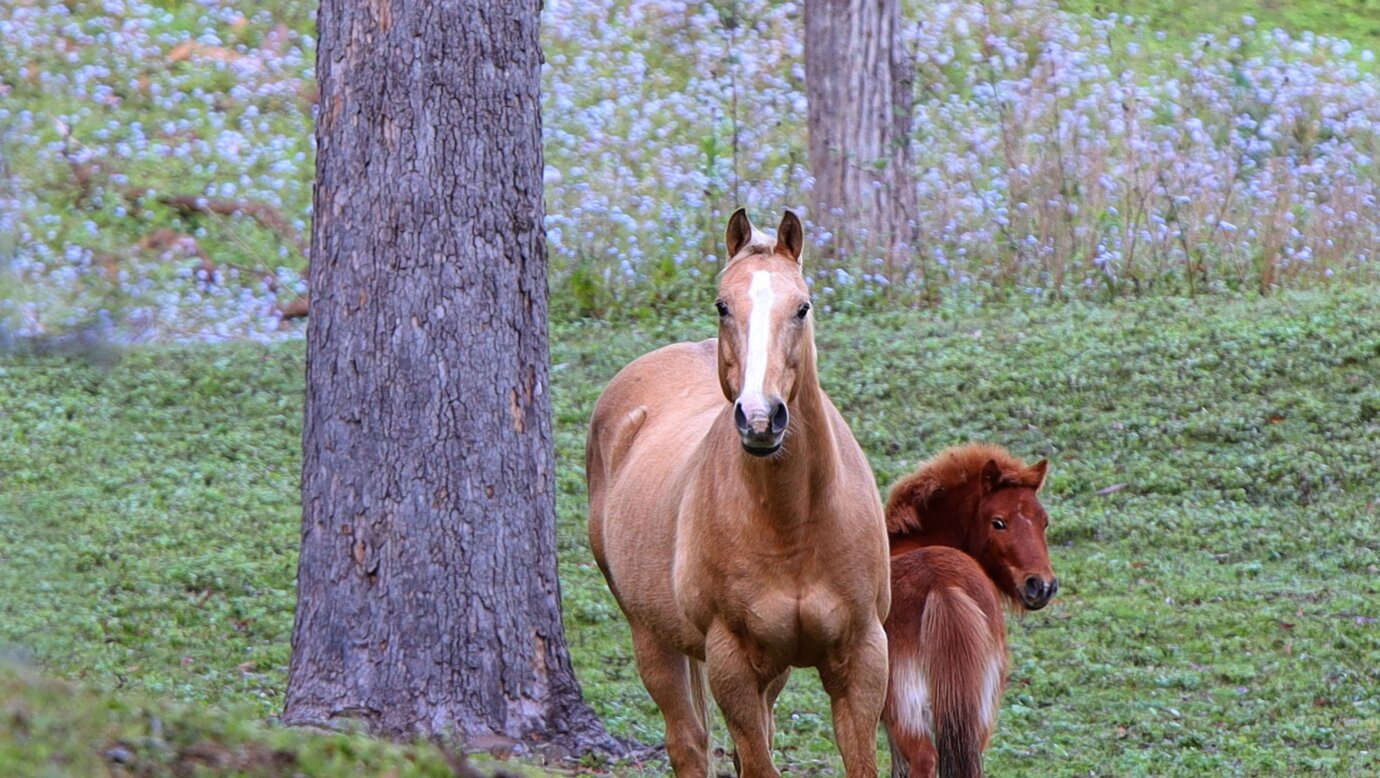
[
  {"x1": 979, "y1": 654, "x2": 1003, "y2": 731},
  {"x1": 891, "y1": 658, "x2": 933, "y2": 739},
  {"x1": 740, "y1": 271, "x2": 775, "y2": 416}
]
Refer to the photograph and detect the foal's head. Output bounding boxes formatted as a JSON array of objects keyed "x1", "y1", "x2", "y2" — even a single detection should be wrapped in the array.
[
  {"x1": 972, "y1": 457, "x2": 1058, "y2": 610},
  {"x1": 888, "y1": 445, "x2": 1059, "y2": 610},
  {"x1": 714, "y1": 209, "x2": 813, "y2": 457}
]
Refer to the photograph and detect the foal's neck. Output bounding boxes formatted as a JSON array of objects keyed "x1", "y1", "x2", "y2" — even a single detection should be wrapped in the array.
[{"x1": 905, "y1": 491, "x2": 979, "y2": 551}]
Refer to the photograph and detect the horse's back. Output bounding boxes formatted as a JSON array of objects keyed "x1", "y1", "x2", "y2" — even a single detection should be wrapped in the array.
[
  {"x1": 586, "y1": 338, "x2": 723, "y2": 649},
  {"x1": 889, "y1": 548, "x2": 1001, "y2": 623},
  {"x1": 587, "y1": 338, "x2": 721, "y2": 498}
]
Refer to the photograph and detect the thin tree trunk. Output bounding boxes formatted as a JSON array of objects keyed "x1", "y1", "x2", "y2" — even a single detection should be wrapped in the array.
[
  {"x1": 284, "y1": 0, "x2": 615, "y2": 754},
  {"x1": 805, "y1": 0, "x2": 917, "y2": 282}
]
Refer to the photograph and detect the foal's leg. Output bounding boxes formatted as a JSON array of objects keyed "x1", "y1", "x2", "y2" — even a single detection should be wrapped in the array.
[
  {"x1": 885, "y1": 725, "x2": 937, "y2": 778},
  {"x1": 630, "y1": 625, "x2": 709, "y2": 778},
  {"x1": 705, "y1": 625, "x2": 781, "y2": 778},
  {"x1": 819, "y1": 621, "x2": 889, "y2": 778}
]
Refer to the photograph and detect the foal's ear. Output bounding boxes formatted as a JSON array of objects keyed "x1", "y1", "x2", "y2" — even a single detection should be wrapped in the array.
[
  {"x1": 981, "y1": 458, "x2": 1004, "y2": 494},
  {"x1": 776, "y1": 210, "x2": 804, "y2": 264},
  {"x1": 726, "y1": 208, "x2": 754, "y2": 259},
  {"x1": 1028, "y1": 458, "x2": 1050, "y2": 492}
]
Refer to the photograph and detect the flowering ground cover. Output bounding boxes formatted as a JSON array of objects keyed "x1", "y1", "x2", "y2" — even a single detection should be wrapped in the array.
[
  {"x1": 4, "y1": 0, "x2": 1380, "y2": 340},
  {"x1": 3, "y1": 289, "x2": 1377, "y2": 775}
]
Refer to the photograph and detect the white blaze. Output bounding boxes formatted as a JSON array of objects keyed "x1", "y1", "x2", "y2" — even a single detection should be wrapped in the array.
[{"x1": 741, "y1": 270, "x2": 775, "y2": 412}]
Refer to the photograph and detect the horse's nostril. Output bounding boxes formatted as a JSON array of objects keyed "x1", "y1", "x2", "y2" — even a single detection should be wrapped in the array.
[
  {"x1": 733, "y1": 402, "x2": 748, "y2": 433},
  {"x1": 1025, "y1": 576, "x2": 1043, "y2": 597},
  {"x1": 770, "y1": 401, "x2": 789, "y2": 434}
]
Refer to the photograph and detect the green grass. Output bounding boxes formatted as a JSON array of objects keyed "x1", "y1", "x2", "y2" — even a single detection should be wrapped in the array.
[
  {"x1": 1059, "y1": 0, "x2": 1380, "y2": 50},
  {"x1": 3, "y1": 289, "x2": 1379, "y2": 774},
  {"x1": 0, "y1": 664, "x2": 555, "y2": 777}
]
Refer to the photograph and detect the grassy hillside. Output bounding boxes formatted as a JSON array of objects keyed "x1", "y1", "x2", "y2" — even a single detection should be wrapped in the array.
[
  {"x1": 1059, "y1": 0, "x2": 1380, "y2": 48},
  {"x1": 3, "y1": 289, "x2": 1379, "y2": 775},
  {"x1": 0, "y1": 664, "x2": 547, "y2": 777}
]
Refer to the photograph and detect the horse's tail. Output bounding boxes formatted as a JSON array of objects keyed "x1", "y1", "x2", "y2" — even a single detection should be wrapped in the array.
[
  {"x1": 688, "y1": 657, "x2": 711, "y2": 773},
  {"x1": 919, "y1": 585, "x2": 1005, "y2": 778}
]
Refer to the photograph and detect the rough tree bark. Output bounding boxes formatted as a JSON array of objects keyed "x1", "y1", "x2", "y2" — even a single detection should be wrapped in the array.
[
  {"x1": 805, "y1": 0, "x2": 917, "y2": 281},
  {"x1": 283, "y1": 0, "x2": 614, "y2": 753}
]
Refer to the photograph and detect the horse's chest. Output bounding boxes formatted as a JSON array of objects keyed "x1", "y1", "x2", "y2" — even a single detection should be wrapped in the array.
[{"x1": 720, "y1": 579, "x2": 853, "y2": 654}]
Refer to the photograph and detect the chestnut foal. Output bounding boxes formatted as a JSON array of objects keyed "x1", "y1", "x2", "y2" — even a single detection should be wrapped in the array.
[{"x1": 883, "y1": 445, "x2": 1058, "y2": 777}]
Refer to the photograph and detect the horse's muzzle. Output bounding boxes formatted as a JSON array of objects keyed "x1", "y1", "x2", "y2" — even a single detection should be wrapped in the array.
[
  {"x1": 1021, "y1": 575, "x2": 1058, "y2": 610},
  {"x1": 734, "y1": 397, "x2": 788, "y2": 456}
]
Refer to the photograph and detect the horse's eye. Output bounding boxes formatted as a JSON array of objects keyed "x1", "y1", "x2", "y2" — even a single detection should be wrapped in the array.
[
  {"x1": 992, "y1": 519, "x2": 1007, "y2": 530},
  {"x1": 715, "y1": 301, "x2": 729, "y2": 318},
  {"x1": 796, "y1": 302, "x2": 811, "y2": 320}
]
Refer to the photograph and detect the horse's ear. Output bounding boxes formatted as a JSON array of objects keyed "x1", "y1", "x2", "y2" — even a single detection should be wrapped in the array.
[
  {"x1": 726, "y1": 208, "x2": 753, "y2": 259},
  {"x1": 1028, "y1": 458, "x2": 1050, "y2": 492},
  {"x1": 981, "y1": 459, "x2": 1004, "y2": 494},
  {"x1": 776, "y1": 210, "x2": 804, "y2": 264}
]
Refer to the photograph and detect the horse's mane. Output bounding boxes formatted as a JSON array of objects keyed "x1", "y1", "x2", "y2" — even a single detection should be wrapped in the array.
[
  {"x1": 885, "y1": 443, "x2": 1035, "y2": 536},
  {"x1": 720, "y1": 230, "x2": 779, "y2": 274}
]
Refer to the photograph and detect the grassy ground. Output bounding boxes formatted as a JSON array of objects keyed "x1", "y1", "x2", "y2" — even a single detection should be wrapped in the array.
[
  {"x1": 0, "y1": 664, "x2": 552, "y2": 777},
  {"x1": 3, "y1": 289, "x2": 1379, "y2": 775},
  {"x1": 1059, "y1": 0, "x2": 1380, "y2": 49}
]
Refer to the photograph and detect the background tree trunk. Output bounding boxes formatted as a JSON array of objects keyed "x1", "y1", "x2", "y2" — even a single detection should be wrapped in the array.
[
  {"x1": 805, "y1": 0, "x2": 917, "y2": 283},
  {"x1": 283, "y1": 0, "x2": 614, "y2": 753}
]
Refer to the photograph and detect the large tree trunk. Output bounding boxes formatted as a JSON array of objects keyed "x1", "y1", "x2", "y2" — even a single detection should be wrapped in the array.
[
  {"x1": 805, "y1": 0, "x2": 917, "y2": 282},
  {"x1": 283, "y1": 0, "x2": 614, "y2": 754}
]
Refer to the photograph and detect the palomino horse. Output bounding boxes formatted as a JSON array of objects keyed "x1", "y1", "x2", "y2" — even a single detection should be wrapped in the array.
[
  {"x1": 881, "y1": 444, "x2": 1057, "y2": 778},
  {"x1": 587, "y1": 210, "x2": 890, "y2": 777}
]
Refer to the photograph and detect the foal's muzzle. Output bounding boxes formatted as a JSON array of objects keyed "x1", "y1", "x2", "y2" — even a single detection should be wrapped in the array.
[
  {"x1": 734, "y1": 397, "x2": 788, "y2": 456},
  {"x1": 1021, "y1": 575, "x2": 1059, "y2": 610}
]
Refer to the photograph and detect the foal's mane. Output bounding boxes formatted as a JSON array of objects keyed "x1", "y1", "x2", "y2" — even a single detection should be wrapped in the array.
[{"x1": 885, "y1": 443, "x2": 1035, "y2": 536}]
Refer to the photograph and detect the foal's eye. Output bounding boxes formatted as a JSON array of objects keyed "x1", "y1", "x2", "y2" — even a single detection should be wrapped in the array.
[
  {"x1": 715, "y1": 301, "x2": 729, "y2": 318},
  {"x1": 796, "y1": 302, "x2": 811, "y2": 320},
  {"x1": 992, "y1": 519, "x2": 1007, "y2": 531}
]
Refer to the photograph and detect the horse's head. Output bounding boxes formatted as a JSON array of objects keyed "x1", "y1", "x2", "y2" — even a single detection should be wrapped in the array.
[
  {"x1": 714, "y1": 209, "x2": 813, "y2": 457},
  {"x1": 972, "y1": 457, "x2": 1058, "y2": 610}
]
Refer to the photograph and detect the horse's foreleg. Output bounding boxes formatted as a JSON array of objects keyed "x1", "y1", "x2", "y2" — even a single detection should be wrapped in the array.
[
  {"x1": 820, "y1": 621, "x2": 889, "y2": 778},
  {"x1": 764, "y1": 668, "x2": 791, "y2": 750},
  {"x1": 705, "y1": 625, "x2": 782, "y2": 778},
  {"x1": 630, "y1": 626, "x2": 710, "y2": 778}
]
